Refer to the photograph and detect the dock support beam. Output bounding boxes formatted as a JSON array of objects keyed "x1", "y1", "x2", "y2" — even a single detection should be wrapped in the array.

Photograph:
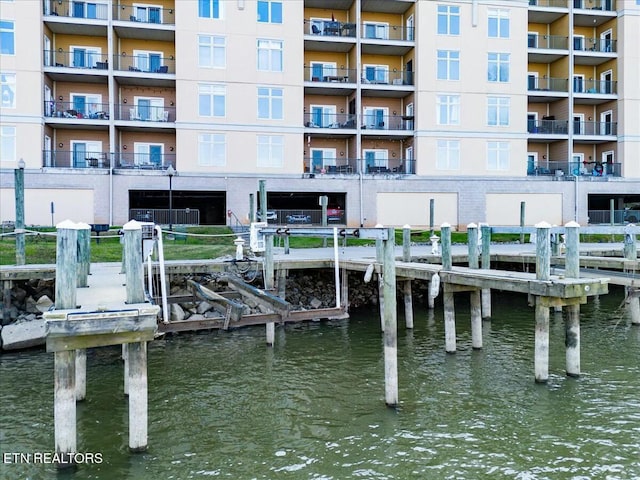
[
  {"x1": 441, "y1": 224, "x2": 456, "y2": 353},
  {"x1": 467, "y1": 224, "x2": 482, "y2": 349},
  {"x1": 382, "y1": 227, "x2": 398, "y2": 407},
  {"x1": 402, "y1": 225, "x2": 413, "y2": 329},
  {"x1": 623, "y1": 224, "x2": 639, "y2": 325},
  {"x1": 565, "y1": 221, "x2": 581, "y2": 377},
  {"x1": 128, "y1": 341, "x2": 148, "y2": 452},
  {"x1": 54, "y1": 220, "x2": 79, "y2": 468},
  {"x1": 54, "y1": 350, "x2": 76, "y2": 469},
  {"x1": 480, "y1": 224, "x2": 492, "y2": 319},
  {"x1": 534, "y1": 222, "x2": 551, "y2": 383},
  {"x1": 260, "y1": 180, "x2": 275, "y2": 345},
  {"x1": 535, "y1": 299, "x2": 550, "y2": 383},
  {"x1": 122, "y1": 220, "x2": 149, "y2": 452}
]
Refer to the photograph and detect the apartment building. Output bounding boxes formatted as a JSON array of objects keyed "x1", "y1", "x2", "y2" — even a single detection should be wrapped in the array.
[{"x1": 0, "y1": 0, "x2": 638, "y2": 229}]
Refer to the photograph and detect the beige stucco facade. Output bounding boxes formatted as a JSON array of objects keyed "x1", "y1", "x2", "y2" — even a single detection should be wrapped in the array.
[{"x1": 0, "y1": 0, "x2": 639, "y2": 231}]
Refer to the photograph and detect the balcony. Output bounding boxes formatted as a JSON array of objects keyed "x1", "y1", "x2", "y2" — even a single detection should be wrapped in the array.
[
  {"x1": 574, "y1": 121, "x2": 617, "y2": 141},
  {"x1": 43, "y1": 0, "x2": 108, "y2": 36},
  {"x1": 527, "y1": 35, "x2": 568, "y2": 63},
  {"x1": 42, "y1": 150, "x2": 110, "y2": 169},
  {"x1": 528, "y1": 1, "x2": 568, "y2": 24},
  {"x1": 574, "y1": 79, "x2": 617, "y2": 105},
  {"x1": 303, "y1": 158, "x2": 416, "y2": 175},
  {"x1": 44, "y1": 49, "x2": 110, "y2": 82},
  {"x1": 113, "y1": 3, "x2": 175, "y2": 42},
  {"x1": 568, "y1": 161, "x2": 621, "y2": 177},
  {"x1": 115, "y1": 104, "x2": 176, "y2": 123},
  {"x1": 527, "y1": 76, "x2": 569, "y2": 102},
  {"x1": 361, "y1": 114, "x2": 415, "y2": 132},
  {"x1": 526, "y1": 159, "x2": 570, "y2": 176},
  {"x1": 114, "y1": 3, "x2": 175, "y2": 25},
  {"x1": 113, "y1": 55, "x2": 176, "y2": 87},
  {"x1": 527, "y1": 119, "x2": 568, "y2": 136},
  {"x1": 304, "y1": 20, "x2": 356, "y2": 53},
  {"x1": 44, "y1": 100, "x2": 110, "y2": 125},
  {"x1": 573, "y1": 0, "x2": 616, "y2": 27},
  {"x1": 361, "y1": 24, "x2": 415, "y2": 55},
  {"x1": 304, "y1": 67, "x2": 356, "y2": 95},
  {"x1": 115, "y1": 152, "x2": 176, "y2": 170},
  {"x1": 574, "y1": 38, "x2": 617, "y2": 66},
  {"x1": 304, "y1": 113, "x2": 356, "y2": 130}
]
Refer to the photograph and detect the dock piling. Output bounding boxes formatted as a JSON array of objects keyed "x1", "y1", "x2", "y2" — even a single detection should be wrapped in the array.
[
  {"x1": 623, "y1": 224, "x2": 639, "y2": 325},
  {"x1": 382, "y1": 227, "x2": 398, "y2": 407},
  {"x1": 480, "y1": 224, "x2": 492, "y2": 319},
  {"x1": 534, "y1": 222, "x2": 552, "y2": 382},
  {"x1": 128, "y1": 341, "x2": 148, "y2": 452},
  {"x1": 54, "y1": 220, "x2": 79, "y2": 467},
  {"x1": 402, "y1": 225, "x2": 414, "y2": 329},
  {"x1": 441, "y1": 224, "x2": 456, "y2": 353},
  {"x1": 259, "y1": 180, "x2": 276, "y2": 345},
  {"x1": 467, "y1": 223, "x2": 482, "y2": 349},
  {"x1": 564, "y1": 221, "x2": 581, "y2": 376}
]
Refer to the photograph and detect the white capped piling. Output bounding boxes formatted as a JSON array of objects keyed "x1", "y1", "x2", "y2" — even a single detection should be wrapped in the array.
[
  {"x1": 123, "y1": 220, "x2": 144, "y2": 304},
  {"x1": 54, "y1": 220, "x2": 78, "y2": 468},
  {"x1": 564, "y1": 221, "x2": 581, "y2": 377},
  {"x1": 76, "y1": 222, "x2": 91, "y2": 288},
  {"x1": 128, "y1": 341, "x2": 148, "y2": 452},
  {"x1": 623, "y1": 224, "x2": 639, "y2": 325},
  {"x1": 122, "y1": 220, "x2": 150, "y2": 452},
  {"x1": 467, "y1": 223, "x2": 482, "y2": 349},
  {"x1": 260, "y1": 180, "x2": 276, "y2": 345},
  {"x1": 382, "y1": 227, "x2": 398, "y2": 407},
  {"x1": 480, "y1": 223, "x2": 492, "y2": 319},
  {"x1": 534, "y1": 221, "x2": 551, "y2": 383},
  {"x1": 441, "y1": 224, "x2": 456, "y2": 353},
  {"x1": 402, "y1": 225, "x2": 414, "y2": 329}
]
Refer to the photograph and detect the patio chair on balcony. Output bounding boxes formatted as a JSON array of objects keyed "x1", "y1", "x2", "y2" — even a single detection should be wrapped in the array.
[
  {"x1": 155, "y1": 65, "x2": 169, "y2": 73},
  {"x1": 130, "y1": 108, "x2": 141, "y2": 121}
]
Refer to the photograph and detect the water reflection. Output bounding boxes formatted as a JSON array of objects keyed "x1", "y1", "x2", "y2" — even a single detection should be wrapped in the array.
[{"x1": 0, "y1": 289, "x2": 638, "y2": 479}]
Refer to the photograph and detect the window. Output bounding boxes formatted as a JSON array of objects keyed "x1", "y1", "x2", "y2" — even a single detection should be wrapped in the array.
[
  {"x1": 528, "y1": 33, "x2": 538, "y2": 48},
  {"x1": 363, "y1": 150, "x2": 388, "y2": 171},
  {"x1": 133, "y1": 5, "x2": 161, "y2": 23},
  {"x1": 198, "y1": 133, "x2": 226, "y2": 166},
  {"x1": 487, "y1": 97, "x2": 510, "y2": 126},
  {"x1": 198, "y1": 84, "x2": 225, "y2": 117},
  {"x1": 0, "y1": 20, "x2": 14, "y2": 55},
  {"x1": 437, "y1": 95, "x2": 460, "y2": 125},
  {"x1": 72, "y1": 2, "x2": 108, "y2": 20},
  {"x1": 257, "y1": 135, "x2": 283, "y2": 168},
  {"x1": 363, "y1": 107, "x2": 388, "y2": 129},
  {"x1": 487, "y1": 141, "x2": 509, "y2": 170},
  {"x1": 258, "y1": 87, "x2": 283, "y2": 120},
  {"x1": 70, "y1": 46, "x2": 102, "y2": 68},
  {"x1": 71, "y1": 93, "x2": 103, "y2": 118},
  {"x1": 134, "y1": 143, "x2": 164, "y2": 167},
  {"x1": 488, "y1": 53, "x2": 510, "y2": 82},
  {"x1": 363, "y1": 22, "x2": 389, "y2": 40},
  {"x1": 199, "y1": 0, "x2": 221, "y2": 19},
  {"x1": 0, "y1": 125, "x2": 16, "y2": 163},
  {"x1": 257, "y1": 39, "x2": 283, "y2": 72},
  {"x1": 199, "y1": 35, "x2": 225, "y2": 68},
  {"x1": 71, "y1": 140, "x2": 102, "y2": 168},
  {"x1": 437, "y1": 5, "x2": 460, "y2": 35},
  {"x1": 133, "y1": 50, "x2": 163, "y2": 73},
  {"x1": 133, "y1": 96, "x2": 165, "y2": 121},
  {"x1": 437, "y1": 50, "x2": 460, "y2": 80},
  {"x1": 309, "y1": 105, "x2": 337, "y2": 128},
  {"x1": 363, "y1": 64, "x2": 389, "y2": 84},
  {"x1": 309, "y1": 62, "x2": 336, "y2": 81},
  {"x1": 436, "y1": 140, "x2": 460, "y2": 170},
  {"x1": 1, "y1": 73, "x2": 16, "y2": 108},
  {"x1": 488, "y1": 9, "x2": 509, "y2": 38},
  {"x1": 257, "y1": 1, "x2": 282, "y2": 23},
  {"x1": 310, "y1": 148, "x2": 336, "y2": 172}
]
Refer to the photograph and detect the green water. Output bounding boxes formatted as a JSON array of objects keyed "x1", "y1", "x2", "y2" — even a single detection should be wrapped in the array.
[{"x1": 1, "y1": 289, "x2": 639, "y2": 479}]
